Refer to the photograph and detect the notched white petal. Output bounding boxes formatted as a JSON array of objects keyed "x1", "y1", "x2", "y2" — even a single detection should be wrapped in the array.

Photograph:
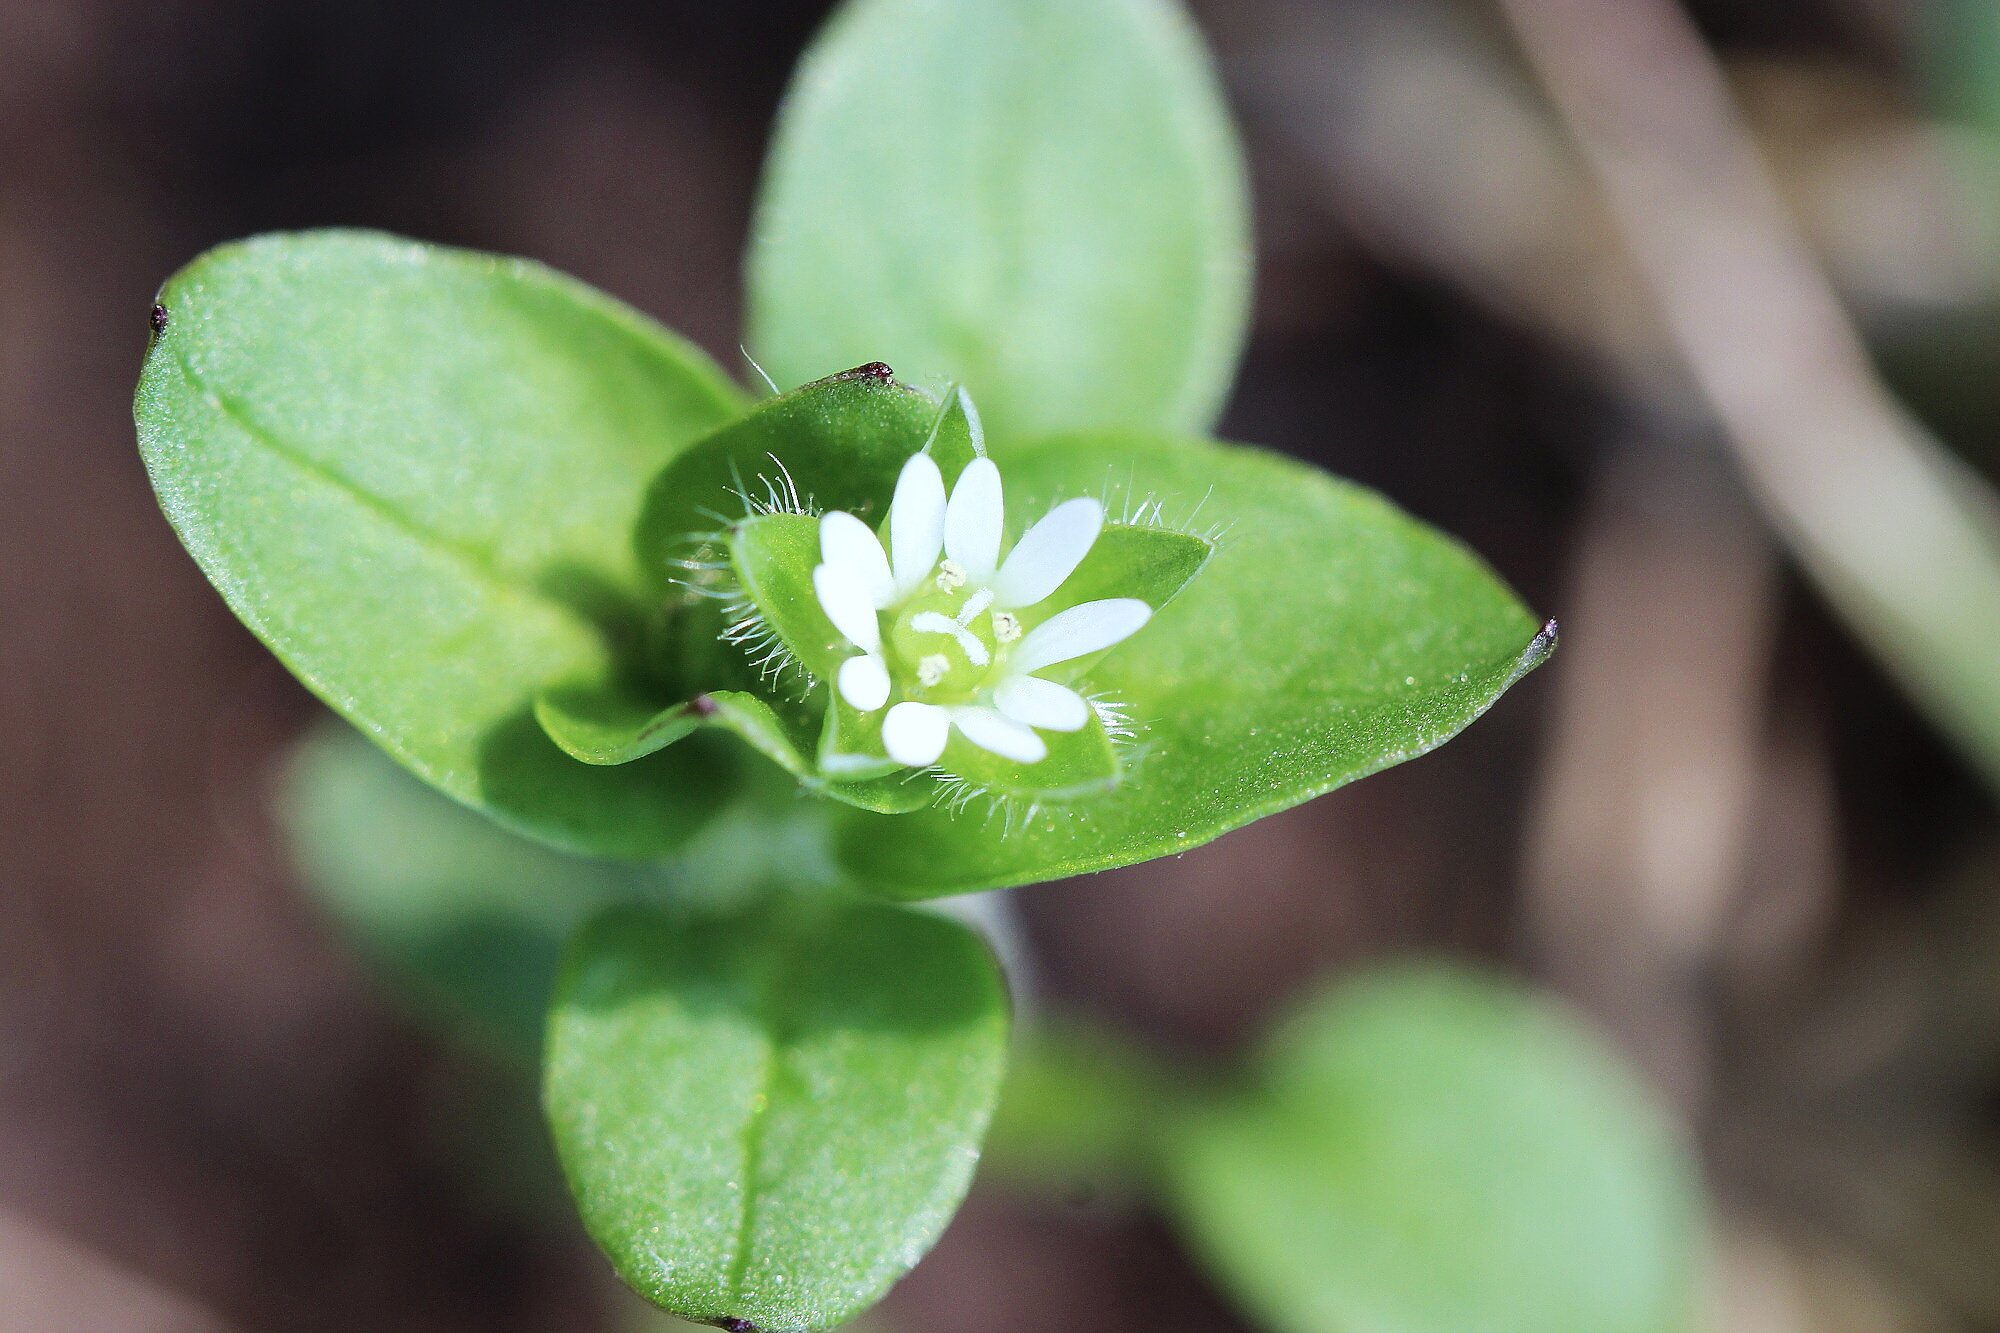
[
  {"x1": 993, "y1": 498, "x2": 1103, "y2": 609},
  {"x1": 1010, "y1": 598, "x2": 1152, "y2": 674},
  {"x1": 951, "y1": 706, "x2": 1048, "y2": 764},
  {"x1": 883, "y1": 701, "x2": 950, "y2": 767},
  {"x1": 819, "y1": 510, "x2": 895, "y2": 608},
  {"x1": 993, "y1": 676, "x2": 1091, "y2": 732},
  {"x1": 812, "y1": 563, "x2": 882, "y2": 653},
  {"x1": 837, "y1": 653, "x2": 891, "y2": 711},
  {"x1": 889, "y1": 452, "x2": 947, "y2": 598},
  {"x1": 944, "y1": 457, "x2": 1004, "y2": 583}
]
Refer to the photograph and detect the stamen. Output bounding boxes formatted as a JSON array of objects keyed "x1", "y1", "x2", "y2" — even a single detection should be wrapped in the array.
[
  {"x1": 936, "y1": 559, "x2": 967, "y2": 592},
  {"x1": 918, "y1": 654, "x2": 949, "y2": 687},
  {"x1": 992, "y1": 610, "x2": 1022, "y2": 644}
]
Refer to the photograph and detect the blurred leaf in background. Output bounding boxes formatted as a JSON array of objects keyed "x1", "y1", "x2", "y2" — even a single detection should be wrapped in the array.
[
  {"x1": 990, "y1": 966, "x2": 1702, "y2": 1333},
  {"x1": 747, "y1": 0, "x2": 1251, "y2": 441}
]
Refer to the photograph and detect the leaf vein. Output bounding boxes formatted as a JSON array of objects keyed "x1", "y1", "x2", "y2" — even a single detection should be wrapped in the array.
[{"x1": 161, "y1": 340, "x2": 591, "y2": 628}]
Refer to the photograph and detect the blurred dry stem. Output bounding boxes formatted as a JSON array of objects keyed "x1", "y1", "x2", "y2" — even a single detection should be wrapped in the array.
[
  {"x1": 0, "y1": 1206, "x2": 236, "y2": 1333},
  {"x1": 1495, "y1": 0, "x2": 2000, "y2": 795},
  {"x1": 1521, "y1": 441, "x2": 1789, "y2": 1113}
]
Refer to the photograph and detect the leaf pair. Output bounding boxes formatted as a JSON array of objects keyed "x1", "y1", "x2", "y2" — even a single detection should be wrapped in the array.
[{"x1": 139, "y1": 239, "x2": 1549, "y2": 895}]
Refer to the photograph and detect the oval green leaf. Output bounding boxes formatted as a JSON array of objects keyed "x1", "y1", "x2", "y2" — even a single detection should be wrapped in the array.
[
  {"x1": 1163, "y1": 966, "x2": 1701, "y2": 1333},
  {"x1": 546, "y1": 903, "x2": 1011, "y2": 1330},
  {"x1": 135, "y1": 229, "x2": 749, "y2": 857},
  {"x1": 832, "y1": 431, "x2": 1555, "y2": 896},
  {"x1": 747, "y1": 0, "x2": 1252, "y2": 442}
]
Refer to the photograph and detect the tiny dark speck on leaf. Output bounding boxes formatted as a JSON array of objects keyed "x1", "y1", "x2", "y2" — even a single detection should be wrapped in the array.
[
  {"x1": 840, "y1": 361, "x2": 894, "y2": 383},
  {"x1": 689, "y1": 693, "x2": 720, "y2": 718},
  {"x1": 714, "y1": 1320, "x2": 761, "y2": 1332},
  {"x1": 149, "y1": 303, "x2": 169, "y2": 335}
]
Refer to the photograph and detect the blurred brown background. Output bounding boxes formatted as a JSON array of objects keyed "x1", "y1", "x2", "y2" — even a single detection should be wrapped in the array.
[{"x1": 6, "y1": 0, "x2": 2000, "y2": 1329}]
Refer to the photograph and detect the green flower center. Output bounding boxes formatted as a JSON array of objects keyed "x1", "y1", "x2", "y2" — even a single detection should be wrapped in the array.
[{"x1": 887, "y1": 578, "x2": 1004, "y2": 703}]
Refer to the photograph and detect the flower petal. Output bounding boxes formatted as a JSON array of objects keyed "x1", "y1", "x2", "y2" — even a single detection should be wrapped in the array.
[
  {"x1": 837, "y1": 653, "x2": 891, "y2": 711},
  {"x1": 889, "y1": 452, "x2": 947, "y2": 598},
  {"x1": 992, "y1": 676, "x2": 1091, "y2": 732},
  {"x1": 993, "y1": 497, "x2": 1103, "y2": 609},
  {"x1": 950, "y1": 706, "x2": 1048, "y2": 764},
  {"x1": 812, "y1": 562, "x2": 881, "y2": 653},
  {"x1": 883, "y1": 701, "x2": 950, "y2": 767},
  {"x1": 944, "y1": 457, "x2": 1004, "y2": 584},
  {"x1": 1009, "y1": 598, "x2": 1152, "y2": 674},
  {"x1": 820, "y1": 510, "x2": 895, "y2": 608}
]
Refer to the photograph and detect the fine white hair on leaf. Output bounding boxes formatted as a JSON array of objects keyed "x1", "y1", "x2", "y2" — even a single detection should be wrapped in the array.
[
  {"x1": 1085, "y1": 469, "x2": 1231, "y2": 545},
  {"x1": 728, "y1": 454, "x2": 819, "y2": 520},
  {"x1": 740, "y1": 346, "x2": 781, "y2": 397},
  {"x1": 716, "y1": 594, "x2": 814, "y2": 698}
]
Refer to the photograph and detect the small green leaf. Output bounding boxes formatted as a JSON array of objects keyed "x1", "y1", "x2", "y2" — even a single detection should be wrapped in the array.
[
  {"x1": 832, "y1": 431, "x2": 1554, "y2": 896},
  {"x1": 1162, "y1": 966, "x2": 1700, "y2": 1333},
  {"x1": 546, "y1": 903, "x2": 1011, "y2": 1330},
  {"x1": 535, "y1": 680, "x2": 705, "y2": 766},
  {"x1": 748, "y1": 0, "x2": 1251, "y2": 441},
  {"x1": 136, "y1": 230, "x2": 748, "y2": 857}
]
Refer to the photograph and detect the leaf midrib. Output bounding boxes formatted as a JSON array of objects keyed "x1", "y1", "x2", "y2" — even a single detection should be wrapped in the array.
[
  {"x1": 723, "y1": 926, "x2": 804, "y2": 1309},
  {"x1": 160, "y1": 338, "x2": 602, "y2": 635}
]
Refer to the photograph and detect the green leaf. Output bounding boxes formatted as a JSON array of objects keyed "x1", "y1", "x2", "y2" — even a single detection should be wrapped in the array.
[
  {"x1": 534, "y1": 680, "x2": 706, "y2": 766},
  {"x1": 135, "y1": 229, "x2": 749, "y2": 857},
  {"x1": 832, "y1": 431, "x2": 1555, "y2": 897},
  {"x1": 280, "y1": 720, "x2": 669, "y2": 1061},
  {"x1": 747, "y1": 0, "x2": 1251, "y2": 442},
  {"x1": 1162, "y1": 966, "x2": 1700, "y2": 1333},
  {"x1": 634, "y1": 369, "x2": 976, "y2": 594},
  {"x1": 545, "y1": 903, "x2": 1011, "y2": 1330}
]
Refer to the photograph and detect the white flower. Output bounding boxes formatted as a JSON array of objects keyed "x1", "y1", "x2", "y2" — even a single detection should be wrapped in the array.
[{"x1": 812, "y1": 452, "x2": 1150, "y2": 768}]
